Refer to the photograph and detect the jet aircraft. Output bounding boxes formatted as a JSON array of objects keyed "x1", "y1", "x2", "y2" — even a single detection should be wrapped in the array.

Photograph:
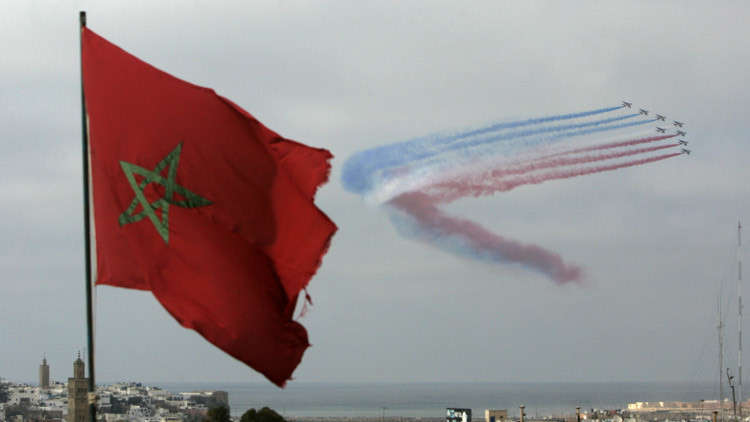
[
  {"x1": 656, "y1": 127, "x2": 666, "y2": 133},
  {"x1": 639, "y1": 109, "x2": 649, "y2": 115},
  {"x1": 656, "y1": 114, "x2": 666, "y2": 121},
  {"x1": 622, "y1": 101, "x2": 632, "y2": 108},
  {"x1": 673, "y1": 121, "x2": 684, "y2": 127},
  {"x1": 676, "y1": 130, "x2": 686, "y2": 136},
  {"x1": 678, "y1": 140, "x2": 688, "y2": 146},
  {"x1": 681, "y1": 148, "x2": 691, "y2": 155}
]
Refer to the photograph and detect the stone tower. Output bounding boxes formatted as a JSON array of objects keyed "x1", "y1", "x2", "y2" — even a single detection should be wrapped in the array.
[
  {"x1": 39, "y1": 356, "x2": 50, "y2": 389},
  {"x1": 67, "y1": 352, "x2": 90, "y2": 422}
]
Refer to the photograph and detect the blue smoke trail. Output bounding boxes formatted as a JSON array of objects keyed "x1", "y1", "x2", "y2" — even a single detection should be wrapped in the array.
[
  {"x1": 431, "y1": 113, "x2": 640, "y2": 155},
  {"x1": 470, "y1": 116, "x2": 657, "y2": 155},
  {"x1": 433, "y1": 105, "x2": 624, "y2": 146}
]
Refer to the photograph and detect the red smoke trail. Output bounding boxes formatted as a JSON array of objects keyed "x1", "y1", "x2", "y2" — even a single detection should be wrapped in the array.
[
  {"x1": 426, "y1": 152, "x2": 682, "y2": 202},
  {"x1": 389, "y1": 192, "x2": 583, "y2": 284},
  {"x1": 538, "y1": 134, "x2": 677, "y2": 160},
  {"x1": 484, "y1": 143, "x2": 679, "y2": 181},
  {"x1": 386, "y1": 137, "x2": 683, "y2": 285},
  {"x1": 467, "y1": 135, "x2": 677, "y2": 183}
]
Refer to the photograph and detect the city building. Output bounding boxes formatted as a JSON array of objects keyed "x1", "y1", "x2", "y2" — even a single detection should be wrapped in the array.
[
  {"x1": 39, "y1": 356, "x2": 50, "y2": 389},
  {"x1": 486, "y1": 409, "x2": 508, "y2": 422},
  {"x1": 1, "y1": 369, "x2": 226, "y2": 422},
  {"x1": 67, "y1": 353, "x2": 90, "y2": 422},
  {"x1": 447, "y1": 408, "x2": 472, "y2": 422}
]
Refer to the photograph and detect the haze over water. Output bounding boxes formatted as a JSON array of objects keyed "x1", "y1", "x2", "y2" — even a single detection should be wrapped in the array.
[{"x1": 158, "y1": 382, "x2": 717, "y2": 417}]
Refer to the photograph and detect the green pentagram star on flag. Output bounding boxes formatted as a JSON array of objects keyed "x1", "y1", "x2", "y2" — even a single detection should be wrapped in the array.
[{"x1": 118, "y1": 143, "x2": 212, "y2": 243}]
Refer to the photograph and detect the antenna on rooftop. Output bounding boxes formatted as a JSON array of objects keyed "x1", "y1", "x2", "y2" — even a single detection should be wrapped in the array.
[
  {"x1": 738, "y1": 220, "x2": 743, "y2": 419},
  {"x1": 720, "y1": 295, "x2": 725, "y2": 422}
]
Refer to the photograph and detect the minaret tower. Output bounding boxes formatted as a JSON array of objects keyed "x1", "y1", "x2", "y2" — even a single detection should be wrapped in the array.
[
  {"x1": 39, "y1": 355, "x2": 50, "y2": 389},
  {"x1": 67, "y1": 352, "x2": 90, "y2": 422}
]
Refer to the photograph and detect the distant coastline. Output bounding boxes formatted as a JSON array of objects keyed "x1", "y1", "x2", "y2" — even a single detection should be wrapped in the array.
[{"x1": 155, "y1": 381, "x2": 718, "y2": 418}]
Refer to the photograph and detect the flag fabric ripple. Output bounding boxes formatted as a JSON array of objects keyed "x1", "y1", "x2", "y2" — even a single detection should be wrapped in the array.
[{"x1": 81, "y1": 27, "x2": 336, "y2": 387}]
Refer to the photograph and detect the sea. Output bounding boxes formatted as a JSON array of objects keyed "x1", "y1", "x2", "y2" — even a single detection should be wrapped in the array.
[{"x1": 156, "y1": 382, "x2": 718, "y2": 418}]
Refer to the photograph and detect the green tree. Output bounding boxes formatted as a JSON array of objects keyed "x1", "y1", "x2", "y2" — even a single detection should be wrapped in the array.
[
  {"x1": 240, "y1": 408, "x2": 257, "y2": 422},
  {"x1": 205, "y1": 405, "x2": 231, "y2": 422},
  {"x1": 0, "y1": 383, "x2": 8, "y2": 403},
  {"x1": 240, "y1": 407, "x2": 285, "y2": 422}
]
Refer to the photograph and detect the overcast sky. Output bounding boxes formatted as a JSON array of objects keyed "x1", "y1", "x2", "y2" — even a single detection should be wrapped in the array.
[{"x1": 2, "y1": 1, "x2": 750, "y2": 387}]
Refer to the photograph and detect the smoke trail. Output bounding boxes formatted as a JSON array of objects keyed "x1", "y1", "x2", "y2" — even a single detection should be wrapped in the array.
[
  {"x1": 483, "y1": 143, "x2": 679, "y2": 185},
  {"x1": 347, "y1": 116, "x2": 654, "y2": 198},
  {"x1": 424, "y1": 152, "x2": 682, "y2": 202},
  {"x1": 542, "y1": 118, "x2": 657, "y2": 143},
  {"x1": 537, "y1": 134, "x2": 677, "y2": 160},
  {"x1": 431, "y1": 113, "x2": 640, "y2": 155},
  {"x1": 413, "y1": 120, "x2": 659, "y2": 173},
  {"x1": 448, "y1": 105, "x2": 624, "y2": 141},
  {"x1": 380, "y1": 115, "x2": 650, "y2": 181},
  {"x1": 368, "y1": 129, "x2": 668, "y2": 205},
  {"x1": 388, "y1": 192, "x2": 583, "y2": 284},
  {"x1": 370, "y1": 105, "x2": 624, "y2": 159},
  {"x1": 342, "y1": 107, "x2": 632, "y2": 195}
]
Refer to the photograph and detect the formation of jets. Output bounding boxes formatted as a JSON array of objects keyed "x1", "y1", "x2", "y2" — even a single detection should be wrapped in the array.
[{"x1": 622, "y1": 101, "x2": 691, "y2": 156}]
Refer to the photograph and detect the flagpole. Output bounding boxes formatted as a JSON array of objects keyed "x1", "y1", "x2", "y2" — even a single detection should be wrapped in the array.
[{"x1": 79, "y1": 10, "x2": 97, "y2": 422}]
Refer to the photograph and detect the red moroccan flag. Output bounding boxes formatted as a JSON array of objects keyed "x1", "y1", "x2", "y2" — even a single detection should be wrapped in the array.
[{"x1": 81, "y1": 27, "x2": 336, "y2": 387}]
